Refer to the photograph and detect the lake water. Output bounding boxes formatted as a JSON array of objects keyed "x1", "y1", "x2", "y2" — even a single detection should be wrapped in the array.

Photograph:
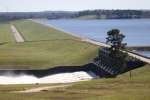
[{"x1": 40, "y1": 19, "x2": 150, "y2": 46}]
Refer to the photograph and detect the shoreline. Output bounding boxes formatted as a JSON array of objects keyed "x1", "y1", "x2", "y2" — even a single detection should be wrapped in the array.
[
  {"x1": 30, "y1": 19, "x2": 84, "y2": 40},
  {"x1": 31, "y1": 19, "x2": 150, "y2": 48},
  {"x1": 31, "y1": 19, "x2": 110, "y2": 47}
]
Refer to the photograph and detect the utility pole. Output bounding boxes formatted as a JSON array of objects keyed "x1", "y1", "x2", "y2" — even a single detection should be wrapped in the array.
[{"x1": 129, "y1": 71, "x2": 132, "y2": 79}]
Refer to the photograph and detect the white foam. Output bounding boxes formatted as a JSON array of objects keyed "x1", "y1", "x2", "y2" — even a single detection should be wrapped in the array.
[{"x1": 0, "y1": 71, "x2": 96, "y2": 85}]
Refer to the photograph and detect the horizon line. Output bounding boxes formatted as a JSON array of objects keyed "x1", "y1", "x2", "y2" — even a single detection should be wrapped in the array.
[{"x1": 0, "y1": 9, "x2": 150, "y2": 13}]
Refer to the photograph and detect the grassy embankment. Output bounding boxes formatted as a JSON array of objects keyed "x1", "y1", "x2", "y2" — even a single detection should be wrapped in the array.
[
  {"x1": 0, "y1": 20, "x2": 98, "y2": 69},
  {"x1": 127, "y1": 46, "x2": 150, "y2": 51},
  {"x1": 0, "y1": 21, "x2": 15, "y2": 43},
  {"x1": 77, "y1": 15, "x2": 107, "y2": 20},
  {"x1": 0, "y1": 64, "x2": 149, "y2": 100},
  {"x1": 77, "y1": 15, "x2": 98, "y2": 19}
]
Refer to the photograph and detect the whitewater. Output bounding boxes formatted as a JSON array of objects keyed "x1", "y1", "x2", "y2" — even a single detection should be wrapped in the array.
[{"x1": 0, "y1": 71, "x2": 97, "y2": 85}]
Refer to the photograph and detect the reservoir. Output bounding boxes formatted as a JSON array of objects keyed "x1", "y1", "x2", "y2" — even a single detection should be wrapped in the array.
[{"x1": 40, "y1": 19, "x2": 150, "y2": 46}]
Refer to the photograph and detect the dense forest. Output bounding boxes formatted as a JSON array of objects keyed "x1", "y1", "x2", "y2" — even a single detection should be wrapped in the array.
[{"x1": 0, "y1": 10, "x2": 150, "y2": 20}]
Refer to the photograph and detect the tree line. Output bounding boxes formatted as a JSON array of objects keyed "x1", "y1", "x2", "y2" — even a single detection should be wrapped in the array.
[{"x1": 0, "y1": 10, "x2": 150, "y2": 20}]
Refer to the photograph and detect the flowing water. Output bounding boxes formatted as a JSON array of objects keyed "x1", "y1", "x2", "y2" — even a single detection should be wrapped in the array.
[{"x1": 0, "y1": 71, "x2": 96, "y2": 84}]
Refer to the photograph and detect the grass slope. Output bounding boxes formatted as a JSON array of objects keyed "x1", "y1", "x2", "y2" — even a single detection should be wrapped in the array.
[
  {"x1": 77, "y1": 15, "x2": 98, "y2": 20},
  {"x1": 77, "y1": 15, "x2": 107, "y2": 20},
  {"x1": 0, "y1": 20, "x2": 98, "y2": 69},
  {"x1": 0, "y1": 22, "x2": 14, "y2": 43},
  {"x1": 0, "y1": 40, "x2": 98, "y2": 69},
  {"x1": 0, "y1": 64, "x2": 149, "y2": 100},
  {"x1": 13, "y1": 20, "x2": 77, "y2": 41}
]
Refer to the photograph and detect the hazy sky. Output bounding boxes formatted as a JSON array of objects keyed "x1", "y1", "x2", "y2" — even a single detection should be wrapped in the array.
[{"x1": 0, "y1": 0, "x2": 150, "y2": 12}]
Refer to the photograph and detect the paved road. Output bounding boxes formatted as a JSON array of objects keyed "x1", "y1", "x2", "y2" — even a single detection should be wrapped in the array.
[
  {"x1": 81, "y1": 38, "x2": 110, "y2": 47},
  {"x1": 11, "y1": 25, "x2": 25, "y2": 42},
  {"x1": 123, "y1": 51, "x2": 150, "y2": 64}
]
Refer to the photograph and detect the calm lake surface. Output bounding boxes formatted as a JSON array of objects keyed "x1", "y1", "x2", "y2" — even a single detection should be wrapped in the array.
[
  {"x1": 40, "y1": 19, "x2": 150, "y2": 46},
  {"x1": 39, "y1": 19, "x2": 150, "y2": 57}
]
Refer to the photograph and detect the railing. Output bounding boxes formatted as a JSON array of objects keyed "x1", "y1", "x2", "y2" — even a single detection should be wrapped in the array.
[
  {"x1": 123, "y1": 50, "x2": 150, "y2": 64},
  {"x1": 93, "y1": 60, "x2": 118, "y2": 75},
  {"x1": 126, "y1": 50, "x2": 150, "y2": 59}
]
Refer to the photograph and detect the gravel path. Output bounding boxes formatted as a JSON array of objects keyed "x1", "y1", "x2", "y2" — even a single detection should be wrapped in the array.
[
  {"x1": 18, "y1": 84, "x2": 71, "y2": 93},
  {"x1": 11, "y1": 24, "x2": 25, "y2": 42}
]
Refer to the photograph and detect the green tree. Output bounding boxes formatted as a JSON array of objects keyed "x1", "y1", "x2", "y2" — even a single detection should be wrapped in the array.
[{"x1": 106, "y1": 29, "x2": 127, "y2": 57}]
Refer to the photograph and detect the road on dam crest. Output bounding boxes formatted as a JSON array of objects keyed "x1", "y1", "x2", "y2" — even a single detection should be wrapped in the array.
[{"x1": 11, "y1": 24, "x2": 25, "y2": 42}]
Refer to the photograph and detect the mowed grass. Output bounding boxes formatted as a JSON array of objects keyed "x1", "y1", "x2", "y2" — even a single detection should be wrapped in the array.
[
  {"x1": 0, "y1": 64, "x2": 149, "y2": 100},
  {"x1": 12, "y1": 20, "x2": 77, "y2": 41},
  {"x1": 0, "y1": 20, "x2": 98, "y2": 69},
  {"x1": 0, "y1": 40, "x2": 98, "y2": 69},
  {"x1": 0, "y1": 22, "x2": 14, "y2": 43},
  {"x1": 77, "y1": 15, "x2": 98, "y2": 19}
]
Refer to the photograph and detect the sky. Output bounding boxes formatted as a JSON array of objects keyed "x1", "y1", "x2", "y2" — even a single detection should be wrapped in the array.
[{"x1": 0, "y1": 0, "x2": 150, "y2": 12}]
